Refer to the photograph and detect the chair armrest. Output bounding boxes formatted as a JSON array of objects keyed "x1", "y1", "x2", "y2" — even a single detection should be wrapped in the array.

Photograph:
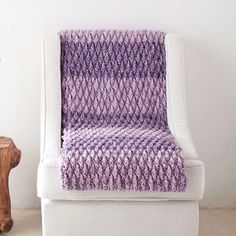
[
  {"x1": 165, "y1": 34, "x2": 198, "y2": 160},
  {"x1": 40, "y1": 34, "x2": 61, "y2": 162}
]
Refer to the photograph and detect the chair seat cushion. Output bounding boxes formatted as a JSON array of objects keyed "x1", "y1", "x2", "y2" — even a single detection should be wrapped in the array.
[
  {"x1": 61, "y1": 126, "x2": 186, "y2": 191},
  {"x1": 37, "y1": 158, "x2": 204, "y2": 201}
]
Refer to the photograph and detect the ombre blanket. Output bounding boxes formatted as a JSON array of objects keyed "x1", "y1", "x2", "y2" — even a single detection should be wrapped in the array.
[{"x1": 60, "y1": 30, "x2": 187, "y2": 192}]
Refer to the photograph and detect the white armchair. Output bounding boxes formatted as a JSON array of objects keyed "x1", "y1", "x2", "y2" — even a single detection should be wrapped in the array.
[{"x1": 37, "y1": 33, "x2": 205, "y2": 236}]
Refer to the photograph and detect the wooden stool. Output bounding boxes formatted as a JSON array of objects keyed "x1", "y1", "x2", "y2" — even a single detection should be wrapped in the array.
[{"x1": 0, "y1": 137, "x2": 21, "y2": 233}]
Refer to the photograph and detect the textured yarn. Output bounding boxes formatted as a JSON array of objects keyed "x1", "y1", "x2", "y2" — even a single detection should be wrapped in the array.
[{"x1": 60, "y1": 30, "x2": 187, "y2": 192}]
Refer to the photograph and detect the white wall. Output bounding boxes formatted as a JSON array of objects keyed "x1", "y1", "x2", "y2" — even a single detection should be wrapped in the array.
[{"x1": 0, "y1": 0, "x2": 235, "y2": 208}]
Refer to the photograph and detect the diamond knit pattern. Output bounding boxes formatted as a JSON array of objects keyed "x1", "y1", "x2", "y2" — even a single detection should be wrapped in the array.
[{"x1": 60, "y1": 30, "x2": 187, "y2": 192}]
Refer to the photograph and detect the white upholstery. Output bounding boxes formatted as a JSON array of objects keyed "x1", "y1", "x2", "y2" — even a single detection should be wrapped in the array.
[
  {"x1": 42, "y1": 200, "x2": 199, "y2": 236},
  {"x1": 38, "y1": 32, "x2": 205, "y2": 236}
]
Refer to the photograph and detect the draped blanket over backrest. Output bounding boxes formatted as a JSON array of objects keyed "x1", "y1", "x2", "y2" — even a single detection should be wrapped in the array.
[{"x1": 60, "y1": 30, "x2": 187, "y2": 192}]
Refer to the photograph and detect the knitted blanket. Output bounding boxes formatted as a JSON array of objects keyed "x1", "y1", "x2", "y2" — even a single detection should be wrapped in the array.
[{"x1": 60, "y1": 30, "x2": 187, "y2": 192}]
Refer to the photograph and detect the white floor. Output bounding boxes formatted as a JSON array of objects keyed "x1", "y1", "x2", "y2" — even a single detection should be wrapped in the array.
[{"x1": 7, "y1": 209, "x2": 236, "y2": 236}]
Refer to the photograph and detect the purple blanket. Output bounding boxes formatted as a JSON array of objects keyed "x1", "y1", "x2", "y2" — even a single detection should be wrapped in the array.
[{"x1": 60, "y1": 30, "x2": 187, "y2": 192}]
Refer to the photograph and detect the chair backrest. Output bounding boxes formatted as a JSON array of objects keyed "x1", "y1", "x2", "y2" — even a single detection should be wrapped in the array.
[
  {"x1": 40, "y1": 32, "x2": 198, "y2": 161},
  {"x1": 60, "y1": 31, "x2": 167, "y2": 130}
]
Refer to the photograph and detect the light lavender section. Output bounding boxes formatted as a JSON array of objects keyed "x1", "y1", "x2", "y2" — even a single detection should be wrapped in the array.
[{"x1": 60, "y1": 30, "x2": 187, "y2": 192}]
